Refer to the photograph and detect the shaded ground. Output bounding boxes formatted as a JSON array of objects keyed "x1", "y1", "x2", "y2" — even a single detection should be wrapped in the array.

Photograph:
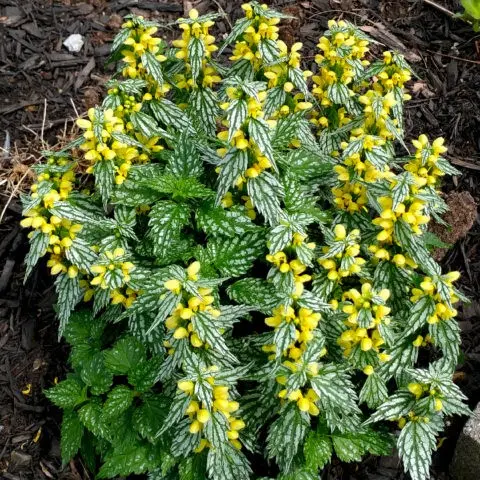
[{"x1": 0, "y1": 0, "x2": 479, "y2": 478}]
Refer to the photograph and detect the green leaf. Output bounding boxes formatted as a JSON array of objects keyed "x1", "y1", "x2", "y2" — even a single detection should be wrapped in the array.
[
  {"x1": 25, "y1": 230, "x2": 49, "y2": 278},
  {"x1": 404, "y1": 296, "x2": 435, "y2": 337},
  {"x1": 366, "y1": 391, "x2": 416, "y2": 424},
  {"x1": 45, "y1": 378, "x2": 85, "y2": 409},
  {"x1": 97, "y1": 444, "x2": 153, "y2": 478},
  {"x1": 196, "y1": 203, "x2": 257, "y2": 238},
  {"x1": 227, "y1": 277, "x2": 282, "y2": 313},
  {"x1": 103, "y1": 385, "x2": 135, "y2": 419},
  {"x1": 189, "y1": 87, "x2": 218, "y2": 136},
  {"x1": 215, "y1": 149, "x2": 249, "y2": 205},
  {"x1": 398, "y1": 420, "x2": 436, "y2": 480},
  {"x1": 332, "y1": 434, "x2": 365, "y2": 462},
  {"x1": 78, "y1": 399, "x2": 110, "y2": 439},
  {"x1": 226, "y1": 99, "x2": 248, "y2": 141},
  {"x1": 327, "y1": 82, "x2": 350, "y2": 104},
  {"x1": 206, "y1": 231, "x2": 265, "y2": 277},
  {"x1": 267, "y1": 404, "x2": 309, "y2": 471},
  {"x1": 258, "y1": 38, "x2": 279, "y2": 63},
  {"x1": 104, "y1": 336, "x2": 146, "y2": 374},
  {"x1": 130, "y1": 111, "x2": 162, "y2": 138},
  {"x1": 429, "y1": 319, "x2": 460, "y2": 367},
  {"x1": 94, "y1": 160, "x2": 115, "y2": 206},
  {"x1": 148, "y1": 200, "x2": 191, "y2": 258},
  {"x1": 80, "y1": 351, "x2": 113, "y2": 395},
  {"x1": 188, "y1": 37, "x2": 206, "y2": 83},
  {"x1": 359, "y1": 372, "x2": 389, "y2": 409},
  {"x1": 65, "y1": 238, "x2": 98, "y2": 271},
  {"x1": 128, "y1": 356, "x2": 163, "y2": 392},
  {"x1": 193, "y1": 311, "x2": 234, "y2": 359},
  {"x1": 133, "y1": 394, "x2": 170, "y2": 443},
  {"x1": 273, "y1": 320, "x2": 296, "y2": 358},
  {"x1": 141, "y1": 174, "x2": 212, "y2": 200},
  {"x1": 247, "y1": 172, "x2": 284, "y2": 225},
  {"x1": 331, "y1": 428, "x2": 394, "y2": 462},
  {"x1": 248, "y1": 118, "x2": 274, "y2": 164},
  {"x1": 150, "y1": 99, "x2": 194, "y2": 133},
  {"x1": 304, "y1": 430, "x2": 332, "y2": 471},
  {"x1": 279, "y1": 469, "x2": 318, "y2": 480},
  {"x1": 142, "y1": 50, "x2": 164, "y2": 87},
  {"x1": 422, "y1": 231, "x2": 451, "y2": 250},
  {"x1": 178, "y1": 454, "x2": 207, "y2": 480},
  {"x1": 206, "y1": 444, "x2": 252, "y2": 480},
  {"x1": 263, "y1": 87, "x2": 286, "y2": 117},
  {"x1": 61, "y1": 410, "x2": 84, "y2": 465}
]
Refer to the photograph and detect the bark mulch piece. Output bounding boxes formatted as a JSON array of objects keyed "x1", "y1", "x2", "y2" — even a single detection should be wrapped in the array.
[{"x1": 0, "y1": 0, "x2": 479, "y2": 478}]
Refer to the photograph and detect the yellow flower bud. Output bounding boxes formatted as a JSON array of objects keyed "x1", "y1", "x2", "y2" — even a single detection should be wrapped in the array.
[{"x1": 197, "y1": 409, "x2": 210, "y2": 424}]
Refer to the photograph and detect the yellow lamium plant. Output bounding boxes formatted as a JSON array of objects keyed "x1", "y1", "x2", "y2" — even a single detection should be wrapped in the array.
[{"x1": 20, "y1": 3, "x2": 468, "y2": 480}]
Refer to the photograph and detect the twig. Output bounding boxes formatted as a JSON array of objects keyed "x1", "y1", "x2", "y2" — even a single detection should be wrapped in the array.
[
  {"x1": 423, "y1": 0, "x2": 455, "y2": 17},
  {"x1": 70, "y1": 97, "x2": 80, "y2": 118},
  {"x1": 448, "y1": 156, "x2": 480, "y2": 171},
  {"x1": 426, "y1": 49, "x2": 480, "y2": 65},
  {"x1": 423, "y1": 0, "x2": 473, "y2": 26},
  {"x1": 40, "y1": 98, "x2": 47, "y2": 148},
  {"x1": 212, "y1": 0, "x2": 232, "y2": 29}
]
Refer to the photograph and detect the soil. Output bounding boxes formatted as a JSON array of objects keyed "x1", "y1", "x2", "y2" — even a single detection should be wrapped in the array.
[{"x1": 0, "y1": 0, "x2": 479, "y2": 479}]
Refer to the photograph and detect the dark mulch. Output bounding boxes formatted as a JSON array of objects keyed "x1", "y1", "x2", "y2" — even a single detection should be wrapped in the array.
[{"x1": 0, "y1": 0, "x2": 479, "y2": 479}]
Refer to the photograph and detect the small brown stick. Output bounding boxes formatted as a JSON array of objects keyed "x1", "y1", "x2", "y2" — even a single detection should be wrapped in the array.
[
  {"x1": 426, "y1": 49, "x2": 480, "y2": 65},
  {"x1": 423, "y1": 0, "x2": 473, "y2": 26},
  {"x1": 423, "y1": 0, "x2": 455, "y2": 17},
  {"x1": 448, "y1": 156, "x2": 480, "y2": 171}
]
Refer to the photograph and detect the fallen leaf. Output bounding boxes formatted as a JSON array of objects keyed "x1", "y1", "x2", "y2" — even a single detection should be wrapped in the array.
[{"x1": 411, "y1": 81, "x2": 436, "y2": 98}]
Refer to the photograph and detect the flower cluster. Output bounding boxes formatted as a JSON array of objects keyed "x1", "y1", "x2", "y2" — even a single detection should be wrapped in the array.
[
  {"x1": 178, "y1": 374, "x2": 245, "y2": 451},
  {"x1": 264, "y1": 305, "x2": 321, "y2": 361},
  {"x1": 410, "y1": 272, "x2": 460, "y2": 324},
  {"x1": 318, "y1": 224, "x2": 366, "y2": 281},
  {"x1": 230, "y1": 3, "x2": 280, "y2": 70},
  {"x1": 277, "y1": 361, "x2": 321, "y2": 416},
  {"x1": 405, "y1": 135, "x2": 448, "y2": 188},
  {"x1": 121, "y1": 18, "x2": 166, "y2": 79},
  {"x1": 90, "y1": 248, "x2": 134, "y2": 290},
  {"x1": 172, "y1": 9, "x2": 220, "y2": 90},
  {"x1": 77, "y1": 107, "x2": 144, "y2": 184},
  {"x1": 338, "y1": 283, "x2": 391, "y2": 370},
  {"x1": 372, "y1": 196, "x2": 429, "y2": 242}
]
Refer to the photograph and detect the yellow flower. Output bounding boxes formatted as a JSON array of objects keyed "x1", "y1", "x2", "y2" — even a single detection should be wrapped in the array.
[
  {"x1": 408, "y1": 382, "x2": 423, "y2": 399},
  {"x1": 187, "y1": 261, "x2": 201, "y2": 281},
  {"x1": 165, "y1": 279, "x2": 182, "y2": 294}
]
